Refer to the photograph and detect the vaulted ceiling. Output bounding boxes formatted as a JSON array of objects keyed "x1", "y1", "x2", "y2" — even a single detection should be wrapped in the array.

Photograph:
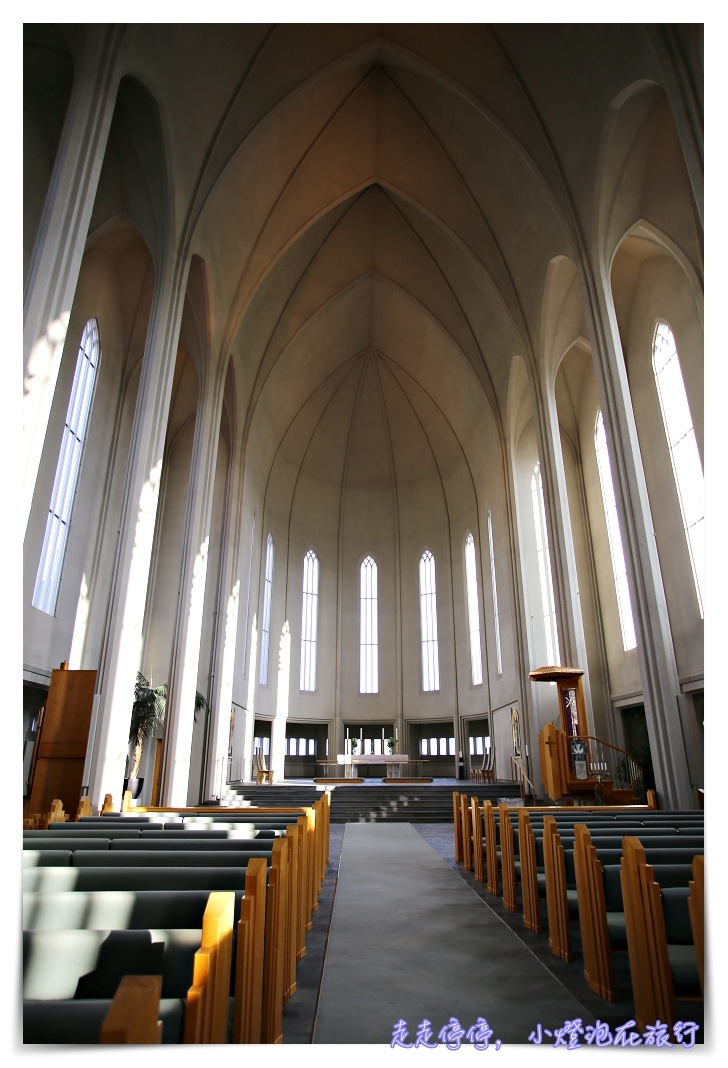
[{"x1": 26, "y1": 23, "x2": 702, "y2": 516}]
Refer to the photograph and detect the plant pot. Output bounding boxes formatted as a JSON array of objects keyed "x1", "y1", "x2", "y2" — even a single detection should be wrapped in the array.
[{"x1": 123, "y1": 777, "x2": 144, "y2": 799}]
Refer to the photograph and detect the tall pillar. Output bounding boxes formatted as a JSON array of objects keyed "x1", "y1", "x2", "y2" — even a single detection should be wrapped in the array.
[
  {"x1": 87, "y1": 254, "x2": 190, "y2": 810},
  {"x1": 532, "y1": 376, "x2": 595, "y2": 720},
  {"x1": 160, "y1": 366, "x2": 226, "y2": 806},
  {"x1": 203, "y1": 417, "x2": 248, "y2": 798},
  {"x1": 23, "y1": 27, "x2": 125, "y2": 536},
  {"x1": 583, "y1": 265, "x2": 694, "y2": 809}
]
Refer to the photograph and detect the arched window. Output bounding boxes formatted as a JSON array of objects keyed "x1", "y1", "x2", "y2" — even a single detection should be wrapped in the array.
[
  {"x1": 595, "y1": 411, "x2": 637, "y2": 651},
  {"x1": 530, "y1": 463, "x2": 560, "y2": 665},
  {"x1": 419, "y1": 550, "x2": 440, "y2": 691},
  {"x1": 487, "y1": 510, "x2": 503, "y2": 676},
  {"x1": 464, "y1": 533, "x2": 483, "y2": 685},
  {"x1": 360, "y1": 556, "x2": 378, "y2": 693},
  {"x1": 652, "y1": 322, "x2": 704, "y2": 617},
  {"x1": 300, "y1": 549, "x2": 319, "y2": 691},
  {"x1": 32, "y1": 318, "x2": 101, "y2": 615},
  {"x1": 259, "y1": 533, "x2": 274, "y2": 685}
]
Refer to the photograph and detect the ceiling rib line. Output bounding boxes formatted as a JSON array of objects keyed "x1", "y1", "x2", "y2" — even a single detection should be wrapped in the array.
[
  {"x1": 219, "y1": 65, "x2": 384, "y2": 356},
  {"x1": 243, "y1": 245, "x2": 501, "y2": 462}
]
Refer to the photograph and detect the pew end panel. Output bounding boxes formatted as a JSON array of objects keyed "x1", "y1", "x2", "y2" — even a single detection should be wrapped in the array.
[
  {"x1": 620, "y1": 836, "x2": 702, "y2": 1032},
  {"x1": 542, "y1": 816, "x2": 572, "y2": 962},
  {"x1": 483, "y1": 801, "x2": 499, "y2": 897},
  {"x1": 99, "y1": 974, "x2": 163, "y2": 1043},
  {"x1": 688, "y1": 854, "x2": 704, "y2": 995},
  {"x1": 453, "y1": 792, "x2": 464, "y2": 863}
]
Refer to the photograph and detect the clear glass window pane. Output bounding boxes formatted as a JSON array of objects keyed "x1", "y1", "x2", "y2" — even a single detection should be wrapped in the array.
[
  {"x1": 360, "y1": 556, "x2": 378, "y2": 693},
  {"x1": 465, "y1": 533, "x2": 483, "y2": 685},
  {"x1": 259, "y1": 534, "x2": 274, "y2": 685},
  {"x1": 300, "y1": 550, "x2": 319, "y2": 691},
  {"x1": 32, "y1": 318, "x2": 101, "y2": 615},
  {"x1": 419, "y1": 550, "x2": 440, "y2": 691},
  {"x1": 652, "y1": 322, "x2": 704, "y2": 616},
  {"x1": 487, "y1": 511, "x2": 503, "y2": 675}
]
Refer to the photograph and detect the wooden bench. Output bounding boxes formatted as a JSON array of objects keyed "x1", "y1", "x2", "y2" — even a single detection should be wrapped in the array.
[
  {"x1": 574, "y1": 826, "x2": 703, "y2": 1007},
  {"x1": 23, "y1": 890, "x2": 235, "y2": 1043},
  {"x1": 23, "y1": 849, "x2": 280, "y2": 1042},
  {"x1": 522, "y1": 814, "x2": 703, "y2": 947},
  {"x1": 479, "y1": 803, "x2": 702, "y2": 916},
  {"x1": 22, "y1": 797, "x2": 332, "y2": 1043},
  {"x1": 24, "y1": 973, "x2": 164, "y2": 1044},
  {"x1": 620, "y1": 836, "x2": 703, "y2": 1030}
]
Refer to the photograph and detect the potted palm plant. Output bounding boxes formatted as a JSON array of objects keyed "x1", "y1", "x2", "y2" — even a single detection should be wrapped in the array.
[{"x1": 126, "y1": 672, "x2": 209, "y2": 799}]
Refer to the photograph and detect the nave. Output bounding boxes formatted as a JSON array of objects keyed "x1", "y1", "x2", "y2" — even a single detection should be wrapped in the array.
[{"x1": 285, "y1": 821, "x2": 704, "y2": 1049}]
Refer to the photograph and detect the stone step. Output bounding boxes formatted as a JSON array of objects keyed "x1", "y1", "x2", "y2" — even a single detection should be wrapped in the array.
[{"x1": 220, "y1": 781, "x2": 536, "y2": 823}]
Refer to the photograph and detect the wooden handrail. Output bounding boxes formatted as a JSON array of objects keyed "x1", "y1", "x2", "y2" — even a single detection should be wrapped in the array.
[{"x1": 508, "y1": 754, "x2": 537, "y2": 804}]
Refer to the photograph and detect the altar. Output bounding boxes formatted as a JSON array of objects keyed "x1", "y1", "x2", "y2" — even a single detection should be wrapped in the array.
[{"x1": 314, "y1": 753, "x2": 423, "y2": 779}]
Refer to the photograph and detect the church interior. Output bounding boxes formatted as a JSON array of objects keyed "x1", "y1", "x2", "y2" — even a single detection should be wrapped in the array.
[
  {"x1": 23, "y1": 21, "x2": 703, "y2": 813},
  {"x1": 20, "y1": 18, "x2": 707, "y2": 1050}
]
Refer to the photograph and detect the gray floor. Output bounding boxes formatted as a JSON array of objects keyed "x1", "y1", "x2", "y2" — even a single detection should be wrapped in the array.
[
  {"x1": 281, "y1": 820, "x2": 706, "y2": 1050},
  {"x1": 311, "y1": 822, "x2": 597, "y2": 1046}
]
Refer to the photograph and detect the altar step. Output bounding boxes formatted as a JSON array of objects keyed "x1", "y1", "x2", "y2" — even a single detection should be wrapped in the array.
[{"x1": 221, "y1": 782, "x2": 526, "y2": 823}]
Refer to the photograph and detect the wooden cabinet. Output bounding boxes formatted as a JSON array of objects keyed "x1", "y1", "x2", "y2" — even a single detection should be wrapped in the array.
[{"x1": 27, "y1": 663, "x2": 96, "y2": 817}]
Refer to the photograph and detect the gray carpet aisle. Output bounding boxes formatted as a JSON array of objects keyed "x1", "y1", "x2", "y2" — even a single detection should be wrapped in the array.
[{"x1": 312, "y1": 822, "x2": 596, "y2": 1046}]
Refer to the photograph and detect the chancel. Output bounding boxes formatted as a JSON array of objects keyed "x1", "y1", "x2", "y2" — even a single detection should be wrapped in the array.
[{"x1": 22, "y1": 20, "x2": 704, "y2": 1047}]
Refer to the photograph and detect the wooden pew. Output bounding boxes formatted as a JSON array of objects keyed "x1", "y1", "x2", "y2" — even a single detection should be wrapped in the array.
[
  {"x1": 485, "y1": 804, "x2": 702, "y2": 918},
  {"x1": 24, "y1": 974, "x2": 164, "y2": 1044},
  {"x1": 573, "y1": 824, "x2": 703, "y2": 1004},
  {"x1": 620, "y1": 836, "x2": 703, "y2": 1030},
  {"x1": 23, "y1": 799, "x2": 329, "y2": 1042},
  {"x1": 513, "y1": 812, "x2": 703, "y2": 955},
  {"x1": 23, "y1": 861, "x2": 269, "y2": 1044},
  {"x1": 23, "y1": 890, "x2": 235, "y2": 1043}
]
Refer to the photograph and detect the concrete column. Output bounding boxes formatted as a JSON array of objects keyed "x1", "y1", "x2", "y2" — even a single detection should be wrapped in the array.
[
  {"x1": 534, "y1": 378, "x2": 595, "y2": 720},
  {"x1": 23, "y1": 27, "x2": 125, "y2": 535},
  {"x1": 203, "y1": 418, "x2": 248, "y2": 798},
  {"x1": 87, "y1": 254, "x2": 190, "y2": 810},
  {"x1": 583, "y1": 264, "x2": 694, "y2": 809},
  {"x1": 161, "y1": 367, "x2": 226, "y2": 806}
]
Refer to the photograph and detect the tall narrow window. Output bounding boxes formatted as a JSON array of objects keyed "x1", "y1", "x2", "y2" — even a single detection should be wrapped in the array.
[
  {"x1": 652, "y1": 322, "x2": 704, "y2": 617},
  {"x1": 595, "y1": 411, "x2": 637, "y2": 651},
  {"x1": 300, "y1": 549, "x2": 319, "y2": 691},
  {"x1": 487, "y1": 510, "x2": 503, "y2": 676},
  {"x1": 419, "y1": 550, "x2": 440, "y2": 691},
  {"x1": 360, "y1": 556, "x2": 378, "y2": 693},
  {"x1": 259, "y1": 533, "x2": 274, "y2": 685},
  {"x1": 464, "y1": 533, "x2": 483, "y2": 685},
  {"x1": 33, "y1": 318, "x2": 100, "y2": 615},
  {"x1": 530, "y1": 464, "x2": 560, "y2": 665}
]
